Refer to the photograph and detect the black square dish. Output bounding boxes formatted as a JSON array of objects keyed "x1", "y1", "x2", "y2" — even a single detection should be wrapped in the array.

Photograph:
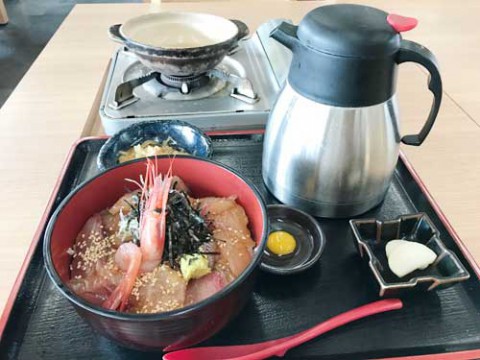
[{"x1": 350, "y1": 213, "x2": 470, "y2": 297}]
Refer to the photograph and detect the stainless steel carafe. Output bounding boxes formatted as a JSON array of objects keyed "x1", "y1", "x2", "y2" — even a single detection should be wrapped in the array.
[{"x1": 263, "y1": 4, "x2": 442, "y2": 218}]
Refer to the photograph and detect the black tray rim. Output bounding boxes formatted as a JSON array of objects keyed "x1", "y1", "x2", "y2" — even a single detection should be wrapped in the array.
[{"x1": 2, "y1": 133, "x2": 480, "y2": 360}]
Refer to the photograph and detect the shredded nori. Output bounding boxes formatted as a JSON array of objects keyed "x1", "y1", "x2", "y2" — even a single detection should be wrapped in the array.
[
  {"x1": 163, "y1": 189, "x2": 213, "y2": 268},
  {"x1": 120, "y1": 187, "x2": 213, "y2": 268}
]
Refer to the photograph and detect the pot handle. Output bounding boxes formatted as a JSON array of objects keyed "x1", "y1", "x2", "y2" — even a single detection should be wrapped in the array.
[
  {"x1": 109, "y1": 24, "x2": 126, "y2": 44},
  {"x1": 396, "y1": 40, "x2": 442, "y2": 146},
  {"x1": 230, "y1": 19, "x2": 250, "y2": 41},
  {"x1": 270, "y1": 22, "x2": 299, "y2": 50}
]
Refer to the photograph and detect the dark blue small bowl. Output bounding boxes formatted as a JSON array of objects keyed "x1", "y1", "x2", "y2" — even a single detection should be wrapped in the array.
[{"x1": 97, "y1": 120, "x2": 213, "y2": 171}]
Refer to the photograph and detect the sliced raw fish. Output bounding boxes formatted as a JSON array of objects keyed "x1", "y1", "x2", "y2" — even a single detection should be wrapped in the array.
[
  {"x1": 71, "y1": 214, "x2": 107, "y2": 278},
  {"x1": 198, "y1": 196, "x2": 255, "y2": 277},
  {"x1": 69, "y1": 214, "x2": 123, "y2": 305},
  {"x1": 109, "y1": 191, "x2": 140, "y2": 215},
  {"x1": 216, "y1": 232, "x2": 253, "y2": 277},
  {"x1": 185, "y1": 271, "x2": 226, "y2": 305},
  {"x1": 128, "y1": 265, "x2": 187, "y2": 313},
  {"x1": 69, "y1": 264, "x2": 123, "y2": 306},
  {"x1": 100, "y1": 210, "x2": 120, "y2": 238},
  {"x1": 198, "y1": 241, "x2": 219, "y2": 268}
]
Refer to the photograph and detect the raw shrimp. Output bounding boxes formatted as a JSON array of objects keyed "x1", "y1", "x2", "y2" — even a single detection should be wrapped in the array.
[
  {"x1": 103, "y1": 242, "x2": 142, "y2": 311},
  {"x1": 103, "y1": 160, "x2": 173, "y2": 310},
  {"x1": 139, "y1": 160, "x2": 173, "y2": 272}
]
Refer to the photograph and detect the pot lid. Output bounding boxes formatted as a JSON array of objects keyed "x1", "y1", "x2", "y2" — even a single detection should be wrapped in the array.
[{"x1": 297, "y1": 4, "x2": 411, "y2": 58}]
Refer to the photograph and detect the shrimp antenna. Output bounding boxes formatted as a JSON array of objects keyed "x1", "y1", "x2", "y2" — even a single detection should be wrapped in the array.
[{"x1": 125, "y1": 177, "x2": 143, "y2": 190}]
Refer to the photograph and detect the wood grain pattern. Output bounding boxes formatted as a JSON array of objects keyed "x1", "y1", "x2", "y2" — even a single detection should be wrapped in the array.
[{"x1": 0, "y1": 0, "x2": 479, "y2": 317}]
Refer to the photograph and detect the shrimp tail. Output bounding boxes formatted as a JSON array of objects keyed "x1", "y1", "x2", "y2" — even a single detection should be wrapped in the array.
[
  {"x1": 103, "y1": 243, "x2": 142, "y2": 311},
  {"x1": 103, "y1": 282, "x2": 126, "y2": 311}
]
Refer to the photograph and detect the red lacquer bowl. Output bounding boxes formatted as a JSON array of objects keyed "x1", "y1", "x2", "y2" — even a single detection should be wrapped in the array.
[{"x1": 43, "y1": 156, "x2": 268, "y2": 351}]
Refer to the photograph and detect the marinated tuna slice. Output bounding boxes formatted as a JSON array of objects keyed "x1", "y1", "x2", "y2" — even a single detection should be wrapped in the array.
[
  {"x1": 197, "y1": 197, "x2": 255, "y2": 277},
  {"x1": 128, "y1": 265, "x2": 187, "y2": 314},
  {"x1": 185, "y1": 271, "x2": 226, "y2": 305}
]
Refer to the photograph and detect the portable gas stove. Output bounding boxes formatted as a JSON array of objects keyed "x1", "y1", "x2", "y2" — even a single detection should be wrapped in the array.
[{"x1": 99, "y1": 20, "x2": 291, "y2": 134}]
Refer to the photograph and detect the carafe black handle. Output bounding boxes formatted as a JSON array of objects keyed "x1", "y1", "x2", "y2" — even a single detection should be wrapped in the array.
[{"x1": 396, "y1": 40, "x2": 442, "y2": 146}]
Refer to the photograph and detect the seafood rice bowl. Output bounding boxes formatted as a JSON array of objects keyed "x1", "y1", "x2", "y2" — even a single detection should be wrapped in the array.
[{"x1": 44, "y1": 156, "x2": 267, "y2": 350}]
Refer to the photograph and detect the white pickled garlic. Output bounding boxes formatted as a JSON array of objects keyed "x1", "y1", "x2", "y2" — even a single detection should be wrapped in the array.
[{"x1": 385, "y1": 240, "x2": 437, "y2": 278}]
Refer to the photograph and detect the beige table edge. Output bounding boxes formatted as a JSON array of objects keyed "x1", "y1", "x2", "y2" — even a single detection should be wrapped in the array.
[{"x1": 0, "y1": 1, "x2": 479, "y2": 321}]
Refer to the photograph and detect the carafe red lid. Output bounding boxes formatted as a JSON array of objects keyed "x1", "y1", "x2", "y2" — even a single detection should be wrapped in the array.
[{"x1": 297, "y1": 4, "x2": 417, "y2": 58}]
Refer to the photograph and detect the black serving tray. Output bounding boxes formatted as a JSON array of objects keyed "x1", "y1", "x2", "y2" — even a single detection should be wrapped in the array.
[{"x1": 2, "y1": 135, "x2": 480, "y2": 360}]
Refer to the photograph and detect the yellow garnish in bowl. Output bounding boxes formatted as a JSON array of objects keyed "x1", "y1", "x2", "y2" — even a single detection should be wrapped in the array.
[
  {"x1": 179, "y1": 254, "x2": 211, "y2": 281},
  {"x1": 267, "y1": 231, "x2": 297, "y2": 256}
]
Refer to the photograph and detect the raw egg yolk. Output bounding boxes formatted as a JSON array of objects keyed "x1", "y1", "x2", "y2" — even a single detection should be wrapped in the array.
[{"x1": 267, "y1": 231, "x2": 297, "y2": 256}]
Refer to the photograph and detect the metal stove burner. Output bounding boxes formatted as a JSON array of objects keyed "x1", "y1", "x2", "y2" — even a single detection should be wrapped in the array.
[
  {"x1": 159, "y1": 73, "x2": 210, "y2": 94},
  {"x1": 143, "y1": 74, "x2": 226, "y2": 102},
  {"x1": 110, "y1": 59, "x2": 259, "y2": 110}
]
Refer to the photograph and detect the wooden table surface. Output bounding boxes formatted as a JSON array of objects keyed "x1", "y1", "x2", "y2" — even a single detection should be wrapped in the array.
[{"x1": 0, "y1": 0, "x2": 479, "y2": 319}]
